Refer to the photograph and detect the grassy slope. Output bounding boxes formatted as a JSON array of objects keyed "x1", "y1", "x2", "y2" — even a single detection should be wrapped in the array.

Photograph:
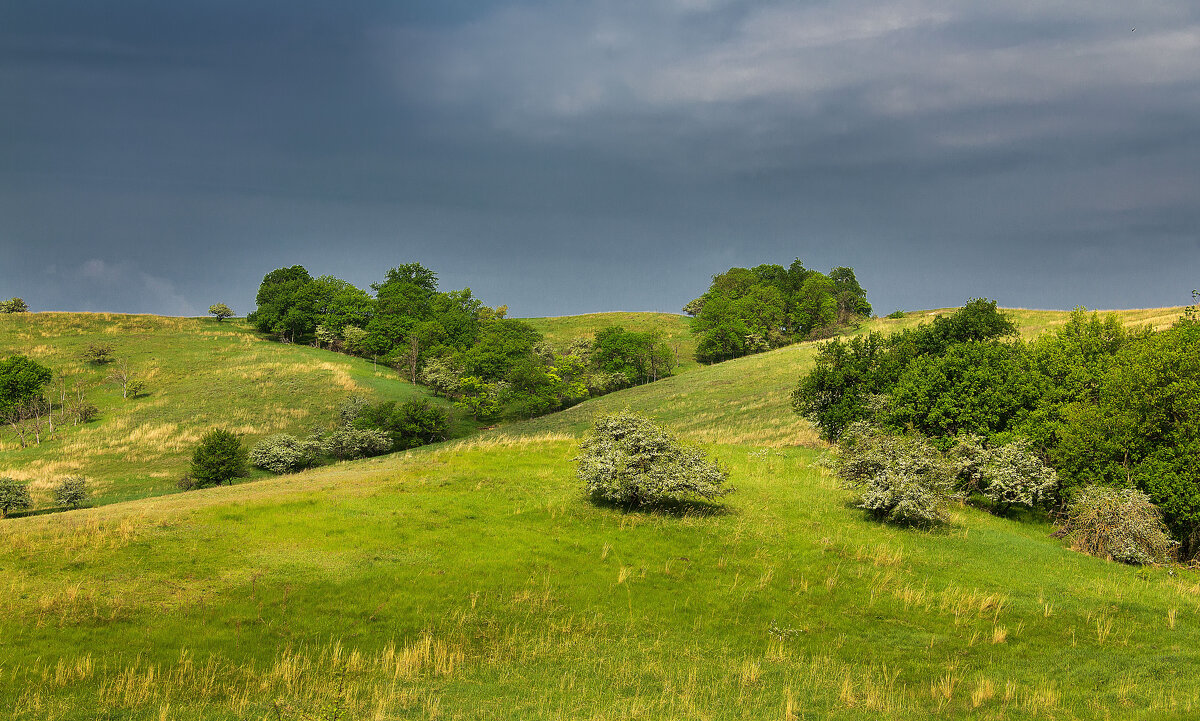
[
  {"x1": 2, "y1": 305, "x2": 1195, "y2": 720},
  {"x1": 522, "y1": 312, "x2": 699, "y2": 373},
  {"x1": 0, "y1": 313, "x2": 462, "y2": 505}
]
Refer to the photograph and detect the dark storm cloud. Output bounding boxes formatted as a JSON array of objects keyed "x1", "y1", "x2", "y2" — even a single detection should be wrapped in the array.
[{"x1": 1, "y1": 0, "x2": 1198, "y2": 316}]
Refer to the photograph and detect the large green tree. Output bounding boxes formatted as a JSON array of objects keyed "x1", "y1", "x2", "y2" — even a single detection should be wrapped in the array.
[{"x1": 0, "y1": 355, "x2": 52, "y2": 417}]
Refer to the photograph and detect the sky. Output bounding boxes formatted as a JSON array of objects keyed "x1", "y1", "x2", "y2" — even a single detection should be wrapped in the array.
[{"x1": 1, "y1": 0, "x2": 1198, "y2": 317}]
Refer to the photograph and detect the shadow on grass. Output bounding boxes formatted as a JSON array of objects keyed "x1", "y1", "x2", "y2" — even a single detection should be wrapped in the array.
[
  {"x1": 839, "y1": 497, "x2": 960, "y2": 533},
  {"x1": 589, "y1": 495, "x2": 735, "y2": 518}
]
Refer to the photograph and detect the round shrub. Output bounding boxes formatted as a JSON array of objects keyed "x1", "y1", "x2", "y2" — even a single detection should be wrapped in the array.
[
  {"x1": 1058, "y1": 486, "x2": 1177, "y2": 565},
  {"x1": 53, "y1": 476, "x2": 90, "y2": 509},
  {"x1": 576, "y1": 411, "x2": 731, "y2": 507},
  {"x1": 0, "y1": 477, "x2": 32, "y2": 517},
  {"x1": 950, "y1": 435, "x2": 1058, "y2": 514},
  {"x1": 836, "y1": 423, "x2": 954, "y2": 526},
  {"x1": 250, "y1": 433, "x2": 321, "y2": 474}
]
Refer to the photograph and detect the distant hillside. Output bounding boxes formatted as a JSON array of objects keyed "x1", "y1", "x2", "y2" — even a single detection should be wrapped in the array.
[
  {"x1": 501, "y1": 305, "x2": 1188, "y2": 446},
  {"x1": 0, "y1": 313, "x2": 459, "y2": 505},
  {"x1": 522, "y1": 311, "x2": 699, "y2": 373}
]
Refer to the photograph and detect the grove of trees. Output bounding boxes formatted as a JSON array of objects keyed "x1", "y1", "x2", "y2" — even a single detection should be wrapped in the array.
[
  {"x1": 246, "y1": 263, "x2": 677, "y2": 422},
  {"x1": 684, "y1": 260, "x2": 871, "y2": 364},
  {"x1": 794, "y1": 299, "x2": 1200, "y2": 558}
]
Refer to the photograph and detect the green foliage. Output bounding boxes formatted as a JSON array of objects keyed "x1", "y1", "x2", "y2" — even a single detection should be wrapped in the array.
[
  {"x1": 885, "y1": 310, "x2": 906, "y2": 319},
  {"x1": 81, "y1": 342, "x2": 115, "y2": 365},
  {"x1": 250, "y1": 434, "x2": 321, "y2": 474},
  {"x1": 0, "y1": 298, "x2": 28, "y2": 313},
  {"x1": 191, "y1": 429, "x2": 249, "y2": 487},
  {"x1": 591, "y1": 326, "x2": 675, "y2": 386},
  {"x1": 1051, "y1": 320, "x2": 1200, "y2": 551},
  {"x1": 575, "y1": 411, "x2": 731, "y2": 508},
  {"x1": 247, "y1": 265, "x2": 316, "y2": 342},
  {"x1": 320, "y1": 426, "x2": 393, "y2": 460},
  {"x1": 455, "y1": 376, "x2": 506, "y2": 422},
  {"x1": 208, "y1": 303, "x2": 234, "y2": 321},
  {"x1": 793, "y1": 299, "x2": 1018, "y2": 440},
  {"x1": 420, "y1": 356, "x2": 464, "y2": 397},
  {"x1": 687, "y1": 260, "x2": 871, "y2": 365},
  {"x1": 53, "y1": 476, "x2": 90, "y2": 509},
  {"x1": 0, "y1": 355, "x2": 53, "y2": 417},
  {"x1": 0, "y1": 477, "x2": 31, "y2": 517},
  {"x1": 353, "y1": 399, "x2": 449, "y2": 450},
  {"x1": 835, "y1": 424, "x2": 954, "y2": 526},
  {"x1": 1058, "y1": 486, "x2": 1177, "y2": 565}
]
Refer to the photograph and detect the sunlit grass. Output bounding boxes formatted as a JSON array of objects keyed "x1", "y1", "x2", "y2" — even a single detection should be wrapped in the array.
[
  {"x1": 0, "y1": 313, "x2": 464, "y2": 505},
  {"x1": 3, "y1": 438, "x2": 1200, "y2": 718}
]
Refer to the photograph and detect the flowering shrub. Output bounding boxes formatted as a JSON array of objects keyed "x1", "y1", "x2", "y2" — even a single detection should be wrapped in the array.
[
  {"x1": 576, "y1": 412, "x2": 731, "y2": 508},
  {"x1": 836, "y1": 423, "x2": 954, "y2": 526}
]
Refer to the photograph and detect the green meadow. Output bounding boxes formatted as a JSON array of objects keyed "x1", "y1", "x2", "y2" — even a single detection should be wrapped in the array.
[
  {"x1": 0, "y1": 305, "x2": 1194, "y2": 719},
  {"x1": 0, "y1": 313, "x2": 458, "y2": 505}
]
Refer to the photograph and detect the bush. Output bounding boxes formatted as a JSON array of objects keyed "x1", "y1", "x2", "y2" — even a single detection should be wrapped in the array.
[
  {"x1": 81, "y1": 343, "x2": 115, "y2": 365},
  {"x1": 250, "y1": 433, "x2": 321, "y2": 474},
  {"x1": 337, "y1": 395, "x2": 370, "y2": 426},
  {"x1": 1058, "y1": 486, "x2": 1177, "y2": 564},
  {"x1": 576, "y1": 411, "x2": 731, "y2": 507},
  {"x1": 0, "y1": 477, "x2": 32, "y2": 517},
  {"x1": 191, "y1": 429, "x2": 248, "y2": 487},
  {"x1": 836, "y1": 423, "x2": 954, "y2": 525},
  {"x1": 0, "y1": 298, "x2": 28, "y2": 313},
  {"x1": 53, "y1": 476, "x2": 89, "y2": 509},
  {"x1": 949, "y1": 435, "x2": 1057, "y2": 513},
  {"x1": 885, "y1": 310, "x2": 906, "y2": 319},
  {"x1": 320, "y1": 426, "x2": 392, "y2": 460}
]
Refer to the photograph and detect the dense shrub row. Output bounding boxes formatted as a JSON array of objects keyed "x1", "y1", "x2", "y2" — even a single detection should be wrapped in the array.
[{"x1": 797, "y1": 299, "x2": 1200, "y2": 559}]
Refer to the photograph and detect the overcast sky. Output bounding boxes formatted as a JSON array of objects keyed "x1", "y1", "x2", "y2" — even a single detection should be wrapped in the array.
[{"x1": 2, "y1": 1, "x2": 1198, "y2": 317}]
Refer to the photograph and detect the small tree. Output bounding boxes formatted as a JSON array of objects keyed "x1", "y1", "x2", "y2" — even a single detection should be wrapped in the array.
[
  {"x1": 0, "y1": 298, "x2": 29, "y2": 313},
  {"x1": 0, "y1": 477, "x2": 32, "y2": 517},
  {"x1": 191, "y1": 429, "x2": 248, "y2": 487},
  {"x1": 208, "y1": 303, "x2": 234, "y2": 322},
  {"x1": 53, "y1": 476, "x2": 90, "y2": 509},
  {"x1": 576, "y1": 411, "x2": 731, "y2": 507},
  {"x1": 107, "y1": 358, "x2": 146, "y2": 399},
  {"x1": 1058, "y1": 486, "x2": 1177, "y2": 564}
]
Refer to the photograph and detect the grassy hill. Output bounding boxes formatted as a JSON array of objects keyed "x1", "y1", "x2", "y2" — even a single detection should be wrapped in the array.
[
  {"x1": 2, "y1": 304, "x2": 1194, "y2": 719},
  {"x1": 0, "y1": 313, "x2": 462, "y2": 505},
  {"x1": 522, "y1": 311, "x2": 699, "y2": 373}
]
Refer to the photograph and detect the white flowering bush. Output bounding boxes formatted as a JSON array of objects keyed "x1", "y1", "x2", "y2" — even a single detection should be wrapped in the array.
[
  {"x1": 320, "y1": 426, "x2": 393, "y2": 460},
  {"x1": 1059, "y1": 486, "x2": 1176, "y2": 565},
  {"x1": 949, "y1": 435, "x2": 1057, "y2": 513},
  {"x1": 576, "y1": 412, "x2": 731, "y2": 507},
  {"x1": 978, "y1": 440, "x2": 1057, "y2": 512},
  {"x1": 836, "y1": 423, "x2": 954, "y2": 525},
  {"x1": 250, "y1": 433, "x2": 321, "y2": 474},
  {"x1": 53, "y1": 476, "x2": 90, "y2": 510}
]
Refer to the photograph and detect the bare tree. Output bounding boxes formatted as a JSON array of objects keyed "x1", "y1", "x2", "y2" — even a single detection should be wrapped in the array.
[{"x1": 107, "y1": 359, "x2": 146, "y2": 399}]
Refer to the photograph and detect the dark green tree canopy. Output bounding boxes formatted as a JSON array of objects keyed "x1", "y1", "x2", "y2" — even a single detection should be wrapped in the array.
[
  {"x1": 191, "y1": 429, "x2": 249, "y2": 487},
  {"x1": 686, "y1": 259, "x2": 871, "y2": 365},
  {"x1": 0, "y1": 355, "x2": 53, "y2": 416}
]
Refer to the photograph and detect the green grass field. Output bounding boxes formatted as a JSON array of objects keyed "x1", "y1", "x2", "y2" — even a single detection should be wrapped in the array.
[
  {"x1": 2, "y1": 305, "x2": 1195, "y2": 719},
  {"x1": 0, "y1": 313, "x2": 462, "y2": 506}
]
